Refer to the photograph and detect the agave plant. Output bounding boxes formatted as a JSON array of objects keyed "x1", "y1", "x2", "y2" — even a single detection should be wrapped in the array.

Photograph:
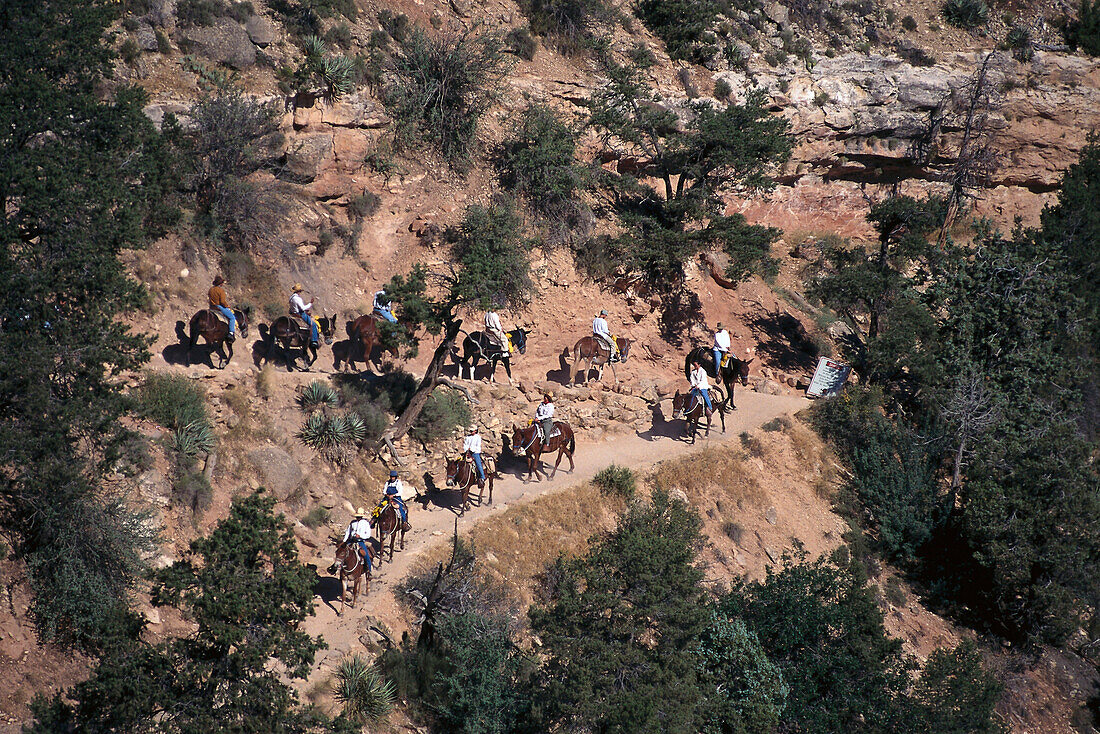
[
  {"x1": 319, "y1": 54, "x2": 356, "y2": 101},
  {"x1": 173, "y1": 420, "x2": 216, "y2": 459},
  {"x1": 298, "y1": 413, "x2": 362, "y2": 464},
  {"x1": 298, "y1": 380, "x2": 338, "y2": 411},
  {"x1": 333, "y1": 655, "x2": 395, "y2": 723},
  {"x1": 342, "y1": 412, "x2": 368, "y2": 443}
]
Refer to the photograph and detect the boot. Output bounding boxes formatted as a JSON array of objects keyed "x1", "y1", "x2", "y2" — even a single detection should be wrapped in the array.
[{"x1": 402, "y1": 520, "x2": 412, "y2": 532}]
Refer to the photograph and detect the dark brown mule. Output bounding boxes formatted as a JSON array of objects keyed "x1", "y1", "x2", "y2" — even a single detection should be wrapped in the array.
[
  {"x1": 265, "y1": 313, "x2": 337, "y2": 372},
  {"x1": 371, "y1": 503, "x2": 406, "y2": 564},
  {"x1": 672, "y1": 388, "x2": 727, "y2": 444},
  {"x1": 569, "y1": 336, "x2": 633, "y2": 384},
  {"x1": 338, "y1": 314, "x2": 399, "y2": 373},
  {"x1": 684, "y1": 347, "x2": 753, "y2": 409},
  {"x1": 444, "y1": 453, "x2": 496, "y2": 514},
  {"x1": 328, "y1": 541, "x2": 371, "y2": 615},
  {"x1": 186, "y1": 308, "x2": 248, "y2": 368},
  {"x1": 511, "y1": 421, "x2": 576, "y2": 481}
]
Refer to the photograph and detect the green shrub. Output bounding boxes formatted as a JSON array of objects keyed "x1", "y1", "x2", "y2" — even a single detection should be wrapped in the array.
[
  {"x1": 1004, "y1": 25, "x2": 1033, "y2": 60},
  {"x1": 634, "y1": 0, "x2": 720, "y2": 63},
  {"x1": 594, "y1": 464, "x2": 636, "y2": 499},
  {"x1": 291, "y1": 35, "x2": 356, "y2": 100},
  {"x1": 942, "y1": 0, "x2": 988, "y2": 28},
  {"x1": 348, "y1": 190, "x2": 381, "y2": 219},
  {"x1": 507, "y1": 26, "x2": 538, "y2": 60},
  {"x1": 336, "y1": 370, "x2": 418, "y2": 415},
  {"x1": 384, "y1": 28, "x2": 509, "y2": 165},
  {"x1": 1065, "y1": 0, "x2": 1100, "y2": 54},
  {"x1": 177, "y1": 0, "x2": 226, "y2": 26},
  {"x1": 378, "y1": 9, "x2": 410, "y2": 42},
  {"x1": 333, "y1": 655, "x2": 396, "y2": 723},
  {"x1": 139, "y1": 373, "x2": 209, "y2": 430},
  {"x1": 302, "y1": 506, "x2": 331, "y2": 528},
  {"x1": 519, "y1": 0, "x2": 618, "y2": 54},
  {"x1": 298, "y1": 380, "x2": 339, "y2": 411},
  {"x1": 172, "y1": 471, "x2": 213, "y2": 515},
  {"x1": 325, "y1": 21, "x2": 353, "y2": 48},
  {"x1": 761, "y1": 416, "x2": 790, "y2": 432},
  {"x1": 411, "y1": 388, "x2": 472, "y2": 443},
  {"x1": 119, "y1": 37, "x2": 141, "y2": 65},
  {"x1": 628, "y1": 41, "x2": 657, "y2": 67},
  {"x1": 901, "y1": 14, "x2": 918, "y2": 30},
  {"x1": 155, "y1": 28, "x2": 172, "y2": 53},
  {"x1": 714, "y1": 77, "x2": 732, "y2": 100},
  {"x1": 764, "y1": 48, "x2": 788, "y2": 66}
]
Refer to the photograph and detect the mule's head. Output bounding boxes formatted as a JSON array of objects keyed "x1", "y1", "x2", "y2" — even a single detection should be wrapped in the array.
[
  {"x1": 511, "y1": 328, "x2": 528, "y2": 355},
  {"x1": 672, "y1": 391, "x2": 686, "y2": 418},
  {"x1": 319, "y1": 313, "x2": 337, "y2": 344},
  {"x1": 619, "y1": 338, "x2": 633, "y2": 361},
  {"x1": 444, "y1": 457, "x2": 460, "y2": 486},
  {"x1": 235, "y1": 308, "x2": 250, "y2": 339},
  {"x1": 737, "y1": 357, "x2": 753, "y2": 386},
  {"x1": 510, "y1": 424, "x2": 526, "y2": 455}
]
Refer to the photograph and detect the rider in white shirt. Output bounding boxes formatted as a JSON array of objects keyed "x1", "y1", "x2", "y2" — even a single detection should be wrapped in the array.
[
  {"x1": 373, "y1": 288, "x2": 397, "y2": 323},
  {"x1": 382, "y1": 470, "x2": 408, "y2": 526},
  {"x1": 713, "y1": 322, "x2": 732, "y2": 372},
  {"x1": 535, "y1": 393, "x2": 555, "y2": 444},
  {"x1": 462, "y1": 425, "x2": 485, "y2": 485},
  {"x1": 289, "y1": 283, "x2": 319, "y2": 346},
  {"x1": 689, "y1": 359, "x2": 713, "y2": 415},
  {"x1": 592, "y1": 309, "x2": 619, "y2": 360},
  {"x1": 485, "y1": 310, "x2": 510, "y2": 352},
  {"x1": 342, "y1": 507, "x2": 373, "y2": 565}
]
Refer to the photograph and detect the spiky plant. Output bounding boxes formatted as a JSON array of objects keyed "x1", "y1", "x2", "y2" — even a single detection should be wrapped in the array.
[
  {"x1": 942, "y1": 0, "x2": 988, "y2": 27},
  {"x1": 298, "y1": 413, "x2": 361, "y2": 464},
  {"x1": 298, "y1": 380, "x2": 338, "y2": 411},
  {"x1": 319, "y1": 54, "x2": 356, "y2": 100},
  {"x1": 333, "y1": 655, "x2": 395, "y2": 723},
  {"x1": 342, "y1": 412, "x2": 368, "y2": 443},
  {"x1": 174, "y1": 421, "x2": 216, "y2": 459}
]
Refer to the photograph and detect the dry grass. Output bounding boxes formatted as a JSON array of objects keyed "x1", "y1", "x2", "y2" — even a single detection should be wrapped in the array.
[
  {"x1": 255, "y1": 365, "x2": 275, "y2": 400},
  {"x1": 653, "y1": 445, "x2": 766, "y2": 508}
]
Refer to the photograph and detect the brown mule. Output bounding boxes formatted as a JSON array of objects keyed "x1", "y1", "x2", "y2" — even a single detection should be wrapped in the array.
[
  {"x1": 329, "y1": 541, "x2": 371, "y2": 615},
  {"x1": 569, "y1": 336, "x2": 632, "y2": 384},
  {"x1": 444, "y1": 453, "x2": 496, "y2": 514},
  {"x1": 672, "y1": 388, "x2": 727, "y2": 444},
  {"x1": 338, "y1": 314, "x2": 399, "y2": 373},
  {"x1": 684, "y1": 347, "x2": 752, "y2": 409},
  {"x1": 371, "y1": 503, "x2": 406, "y2": 564},
  {"x1": 265, "y1": 313, "x2": 337, "y2": 372},
  {"x1": 186, "y1": 308, "x2": 249, "y2": 368},
  {"x1": 511, "y1": 421, "x2": 576, "y2": 481}
]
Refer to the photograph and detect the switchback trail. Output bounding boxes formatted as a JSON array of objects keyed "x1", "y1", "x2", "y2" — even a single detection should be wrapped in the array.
[{"x1": 300, "y1": 390, "x2": 809, "y2": 679}]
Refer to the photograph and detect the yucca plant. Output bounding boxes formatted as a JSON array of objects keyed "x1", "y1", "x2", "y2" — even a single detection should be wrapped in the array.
[
  {"x1": 174, "y1": 420, "x2": 216, "y2": 459},
  {"x1": 319, "y1": 54, "x2": 356, "y2": 100},
  {"x1": 942, "y1": 0, "x2": 988, "y2": 28},
  {"x1": 333, "y1": 655, "x2": 395, "y2": 723},
  {"x1": 342, "y1": 412, "x2": 368, "y2": 443},
  {"x1": 298, "y1": 380, "x2": 339, "y2": 411},
  {"x1": 298, "y1": 413, "x2": 361, "y2": 464}
]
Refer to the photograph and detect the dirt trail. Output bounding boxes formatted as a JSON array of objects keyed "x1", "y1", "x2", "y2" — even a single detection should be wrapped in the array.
[{"x1": 300, "y1": 390, "x2": 809, "y2": 680}]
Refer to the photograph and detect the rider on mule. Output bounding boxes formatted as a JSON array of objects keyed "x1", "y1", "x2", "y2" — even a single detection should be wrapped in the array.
[
  {"x1": 289, "y1": 283, "x2": 320, "y2": 348},
  {"x1": 373, "y1": 287, "x2": 397, "y2": 323},
  {"x1": 535, "y1": 393, "x2": 555, "y2": 443},
  {"x1": 381, "y1": 470, "x2": 411, "y2": 529},
  {"x1": 713, "y1": 322, "x2": 732, "y2": 373},
  {"x1": 485, "y1": 309, "x2": 512, "y2": 354},
  {"x1": 462, "y1": 425, "x2": 486, "y2": 486},
  {"x1": 689, "y1": 359, "x2": 713, "y2": 417},
  {"x1": 592, "y1": 310, "x2": 620, "y2": 361},
  {"x1": 209, "y1": 275, "x2": 236, "y2": 340},
  {"x1": 342, "y1": 507, "x2": 373, "y2": 568}
]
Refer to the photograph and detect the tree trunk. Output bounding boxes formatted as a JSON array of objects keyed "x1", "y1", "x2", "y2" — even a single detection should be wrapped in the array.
[{"x1": 382, "y1": 318, "x2": 463, "y2": 447}]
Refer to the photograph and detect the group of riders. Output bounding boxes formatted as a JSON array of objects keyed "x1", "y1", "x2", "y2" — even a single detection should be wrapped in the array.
[{"x1": 204, "y1": 273, "x2": 740, "y2": 564}]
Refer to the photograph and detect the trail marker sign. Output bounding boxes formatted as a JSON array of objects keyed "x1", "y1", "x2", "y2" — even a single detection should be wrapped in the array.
[{"x1": 806, "y1": 357, "x2": 852, "y2": 398}]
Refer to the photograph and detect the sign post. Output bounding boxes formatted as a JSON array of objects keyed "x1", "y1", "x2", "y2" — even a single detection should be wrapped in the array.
[{"x1": 806, "y1": 357, "x2": 852, "y2": 398}]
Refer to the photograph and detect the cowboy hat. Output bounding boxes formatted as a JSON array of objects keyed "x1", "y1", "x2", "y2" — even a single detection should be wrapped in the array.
[
  {"x1": 292, "y1": 283, "x2": 304, "y2": 292},
  {"x1": 716, "y1": 321, "x2": 724, "y2": 329},
  {"x1": 599, "y1": 309, "x2": 608, "y2": 316},
  {"x1": 389, "y1": 470, "x2": 398, "y2": 477},
  {"x1": 355, "y1": 506, "x2": 367, "y2": 517},
  {"x1": 467, "y1": 425, "x2": 478, "y2": 433},
  {"x1": 543, "y1": 392, "x2": 553, "y2": 400},
  {"x1": 213, "y1": 275, "x2": 225, "y2": 286}
]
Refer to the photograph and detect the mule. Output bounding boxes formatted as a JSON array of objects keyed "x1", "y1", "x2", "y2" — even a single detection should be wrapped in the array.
[
  {"x1": 511, "y1": 421, "x2": 576, "y2": 481},
  {"x1": 444, "y1": 453, "x2": 496, "y2": 514},
  {"x1": 265, "y1": 313, "x2": 337, "y2": 371},
  {"x1": 456, "y1": 328, "x2": 528, "y2": 383},
  {"x1": 672, "y1": 388, "x2": 727, "y2": 444},
  {"x1": 338, "y1": 314, "x2": 399, "y2": 373},
  {"x1": 328, "y1": 541, "x2": 371, "y2": 615},
  {"x1": 371, "y1": 502, "x2": 406, "y2": 563},
  {"x1": 186, "y1": 308, "x2": 249, "y2": 368},
  {"x1": 684, "y1": 347, "x2": 753, "y2": 409},
  {"x1": 568, "y1": 336, "x2": 632, "y2": 384}
]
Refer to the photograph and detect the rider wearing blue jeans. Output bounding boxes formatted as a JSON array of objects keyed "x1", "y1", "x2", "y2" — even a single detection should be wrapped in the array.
[
  {"x1": 463, "y1": 425, "x2": 485, "y2": 485},
  {"x1": 373, "y1": 288, "x2": 397, "y2": 323},
  {"x1": 713, "y1": 322, "x2": 731, "y2": 373},
  {"x1": 209, "y1": 275, "x2": 236, "y2": 338},
  {"x1": 289, "y1": 283, "x2": 319, "y2": 346},
  {"x1": 689, "y1": 360, "x2": 713, "y2": 415},
  {"x1": 383, "y1": 471, "x2": 409, "y2": 525},
  {"x1": 342, "y1": 508, "x2": 373, "y2": 569}
]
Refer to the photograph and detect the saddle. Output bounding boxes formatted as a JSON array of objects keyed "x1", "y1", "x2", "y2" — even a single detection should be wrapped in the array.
[
  {"x1": 537, "y1": 422, "x2": 562, "y2": 442},
  {"x1": 464, "y1": 452, "x2": 495, "y2": 476},
  {"x1": 597, "y1": 337, "x2": 621, "y2": 363}
]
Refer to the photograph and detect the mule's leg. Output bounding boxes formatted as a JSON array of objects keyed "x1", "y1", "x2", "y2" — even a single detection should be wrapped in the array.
[
  {"x1": 488, "y1": 357, "x2": 496, "y2": 384},
  {"x1": 389, "y1": 528, "x2": 397, "y2": 559},
  {"x1": 224, "y1": 339, "x2": 234, "y2": 368},
  {"x1": 339, "y1": 574, "x2": 346, "y2": 616},
  {"x1": 460, "y1": 486, "x2": 468, "y2": 516},
  {"x1": 399, "y1": 526, "x2": 406, "y2": 551},
  {"x1": 363, "y1": 572, "x2": 370, "y2": 598},
  {"x1": 550, "y1": 448, "x2": 565, "y2": 479},
  {"x1": 487, "y1": 475, "x2": 493, "y2": 504}
]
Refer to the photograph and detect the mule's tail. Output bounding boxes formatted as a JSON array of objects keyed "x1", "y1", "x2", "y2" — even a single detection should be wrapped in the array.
[{"x1": 568, "y1": 432, "x2": 576, "y2": 455}]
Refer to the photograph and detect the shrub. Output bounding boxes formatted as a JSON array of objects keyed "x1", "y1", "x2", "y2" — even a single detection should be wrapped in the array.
[
  {"x1": 722, "y1": 521, "x2": 744, "y2": 544},
  {"x1": 507, "y1": 26, "x2": 538, "y2": 60},
  {"x1": 303, "y1": 506, "x2": 331, "y2": 528},
  {"x1": 411, "y1": 388, "x2": 472, "y2": 443},
  {"x1": 764, "y1": 48, "x2": 788, "y2": 66},
  {"x1": 172, "y1": 471, "x2": 213, "y2": 515},
  {"x1": 177, "y1": 0, "x2": 226, "y2": 26},
  {"x1": 336, "y1": 370, "x2": 418, "y2": 415},
  {"x1": 594, "y1": 464, "x2": 636, "y2": 499},
  {"x1": 519, "y1": 0, "x2": 618, "y2": 54},
  {"x1": 291, "y1": 35, "x2": 357, "y2": 100},
  {"x1": 325, "y1": 21, "x2": 353, "y2": 48},
  {"x1": 384, "y1": 28, "x2": 510, "y2": 165},
  {"x1": 1004, "y1": 25, "x2": 1034, "y2": 60},
  {"x1": 901, "y1": 14, "x2": 918, "y2": 30},
  {"x1": 139, "y1": 373, "x2": 209, "y2": 430},
  {"x1": 317, "y1": 228, "x2": 334, "y2": 255},
  {"x1": 1065, "y1": 0, "x2": 1100, "y2": 54},
  {"x1": 348, "y1": 190, "x2": 381, "y2": 219},
  {"x1": 714, "y1": 77, "x2": 732, "y2": 100},
  {"x1": 378, "y1": 9, "x2": 410, "y2": 42},
  {"x1": 628, "y1": 41, "x2": 657, "y2": 67},
  {"x1": 634, "y1": 0, "x2": 720, "y2": 63},
  {"x1": 120, "y1": 37, "x2": 141, "y2": 65},
  {"x1": 298, "y1": 412, "x2": 366, "y2": 464},
  {"x1": 155, "y1": 28, "x2": 172, "y2": 53},
  {"x1": 942, "y1": 0, "x2": 988, "y2": 28},
  {"x1": 298, "y1": 380, "x2": 339, "y2": 411},
  {"x1": 173, "y1": 421, "x2": 216, "y2": 459},
  {"x1": 497, "y1": 105, "x2": 588, "y2": 238},
  {"x1": 896, "y1": 42, "x2": 937, "y2": 66},
  {"x1": 333, "y1": 655, "x2": 396, "y2": 723},
  {"x1": 761, "y1": 416, "x2": 790, "y2": 432}
]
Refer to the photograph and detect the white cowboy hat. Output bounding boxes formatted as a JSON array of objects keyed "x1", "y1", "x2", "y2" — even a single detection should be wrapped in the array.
[{"x1": 355, "y1": 506, "x2": 367, "y2": 517}]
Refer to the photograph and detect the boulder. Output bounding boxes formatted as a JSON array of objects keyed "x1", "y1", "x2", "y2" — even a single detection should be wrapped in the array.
[
  {"x1": 246, "y1": 446, "x2": 303, "y2": 501},
  {"x1": 179, "y1": 18, "x2": 256, "y2": 70},
  {"x1": 135, "y1": 23, "x2": 160, "y2": 51},
  {"x1": 284, "y1": 133, "x2": 334, "y2": 181},
  {"x1": 320, "y1": 94, "x2": 390, "y2": 128},
  {"x1": 333, "y1": 129, "x2": 371, "y2": 169},
  {"x1": 244, "y1": 15, "x2": 279, "y2": 47},
  {"x1": 756, "y1": 379, "x2": 785, "y2": 396}
]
